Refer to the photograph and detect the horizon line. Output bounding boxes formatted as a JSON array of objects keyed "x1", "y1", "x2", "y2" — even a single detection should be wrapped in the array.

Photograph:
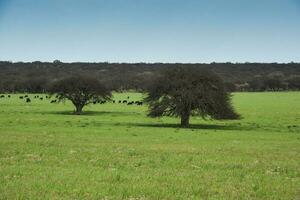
[{"x1": 1, "y1": 60, "x2": 300, "y2": 65}]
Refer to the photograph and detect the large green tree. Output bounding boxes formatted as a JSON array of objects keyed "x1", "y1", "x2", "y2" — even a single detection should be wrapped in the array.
[
  {"x1": 49, "y1": 75, "x2": 111, "y2": 114},
  {"x1": 145, "y1": 67, "x2": 240, "y2": 127}
]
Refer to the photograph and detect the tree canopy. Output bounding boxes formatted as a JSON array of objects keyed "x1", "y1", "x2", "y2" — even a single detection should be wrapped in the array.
[
  {"x1": 49, "y1": 75, "x2": 111, "y2": 114},
  {"x1": 145, "y1": 67, "x2": 240, "y2": 127}
]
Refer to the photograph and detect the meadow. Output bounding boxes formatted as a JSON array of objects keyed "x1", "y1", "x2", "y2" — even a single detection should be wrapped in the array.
[{"x1": 0, "y1": 92, "x2": 299, "y2": 199}]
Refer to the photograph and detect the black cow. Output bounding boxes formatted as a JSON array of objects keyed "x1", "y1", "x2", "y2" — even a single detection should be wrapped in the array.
[
  {"x1": 50, "y1": 100, "x2": 57, "y2": 103},
  {"x1": 127, "y1": 101, "x2": 134, "y2": 105},
  {"x1": 19, "y1": 96, "x2": 24, "y2": 99},
  {"x1": 26, "y1": 98, "x2": 31, "y2": 103},
  {"x1": 123, "y1": 100, "x2": 127, "y2": 103},
  {"x1": 134, "y1": 101, "x2": 143, "y2": 105},
  {"x1": 40, "y1": 97, "x2": 43, "y2": 100}
]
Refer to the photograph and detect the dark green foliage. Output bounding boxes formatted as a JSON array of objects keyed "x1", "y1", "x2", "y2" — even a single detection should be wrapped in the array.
[
  {"x1": 49, "y1": 75, "x2": 111, "y2": 114},
  {"x1": 0, "y1": 61, "x2": 299, "y2": 92},
  {"x1": 286, "y1": 75, "x2": 300, "y2": 90},
  {"x1": 145, "y1": 67, "x2": 240, "y2": 127}
]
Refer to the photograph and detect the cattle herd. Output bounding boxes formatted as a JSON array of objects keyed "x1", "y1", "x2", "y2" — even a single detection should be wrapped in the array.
[{"x1": 0, "y1": 94, "x2": 143, "y2": 106}]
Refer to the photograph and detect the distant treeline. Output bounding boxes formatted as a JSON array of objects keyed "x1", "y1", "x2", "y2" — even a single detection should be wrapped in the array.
[{"x1": 0, "y1": 61, "x2": 299, "y2": 93}]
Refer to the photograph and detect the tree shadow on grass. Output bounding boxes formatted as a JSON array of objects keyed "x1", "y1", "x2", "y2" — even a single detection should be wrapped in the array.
[
  {"x1": 36, "y1": 110, "x2": 252, "y2": 131},
  {"x1": 118, "y1": 122, "x2": 251, "y2": 131},
  {"x1": 38, "y1": 110, "x2": 130, "y2": 116}
]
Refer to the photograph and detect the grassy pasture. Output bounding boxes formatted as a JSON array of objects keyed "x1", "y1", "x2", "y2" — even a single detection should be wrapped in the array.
[{"x1": 0, "y1": 92, "x2": 299, "y2": 199}]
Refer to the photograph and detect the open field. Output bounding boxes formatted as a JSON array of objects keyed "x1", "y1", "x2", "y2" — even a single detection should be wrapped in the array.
[{"x1": 0, "y1": 92, "x2": 299, "y2": 199}]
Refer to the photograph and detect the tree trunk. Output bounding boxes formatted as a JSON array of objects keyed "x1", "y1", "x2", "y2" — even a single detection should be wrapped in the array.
[
  {"x1": 74, "y1": 104, "x2": 84, "y2": 115},
  {"x1": 180, "y1": 112, "x2": 190, "y2": 127}
]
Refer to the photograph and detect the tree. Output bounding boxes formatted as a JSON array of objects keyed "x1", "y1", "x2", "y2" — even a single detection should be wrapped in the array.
[
  {"x1": 53, "y1": 59, "x2": 62, "y2": 64},
  {"x1": 286, "y1": 75, "x2": 300, "y2": 90},
  {"x1": 49, "y1": 75, "x2": 111, "y2": 114},
  {"x1": 263, "y1": 78, "x2": 285, "y2": 91},
  {"x1": 144, "y1": 67, "x2": 240, "y2": 127}
]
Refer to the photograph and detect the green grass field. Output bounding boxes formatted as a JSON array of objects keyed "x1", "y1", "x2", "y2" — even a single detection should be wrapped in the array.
[{"x1": 0, "y1": 92, "x2": 299, "y2": 199}]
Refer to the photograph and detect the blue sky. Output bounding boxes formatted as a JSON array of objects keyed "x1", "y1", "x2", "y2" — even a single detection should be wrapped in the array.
[{"x1": 0, "y1": 0, "x2": 300, "y2": 63}]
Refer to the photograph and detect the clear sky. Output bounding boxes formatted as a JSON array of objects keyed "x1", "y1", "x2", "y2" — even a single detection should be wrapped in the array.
[{"x1": 0, "y1": 0, "x2": 300, "y2": 63}]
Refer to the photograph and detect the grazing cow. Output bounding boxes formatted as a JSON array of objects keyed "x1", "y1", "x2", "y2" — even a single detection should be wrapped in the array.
[
  {"x1": 127, "y1": 101, "x2": 134, "y2": 105},
  {"x1": 127, "y1": 96, "x2": 130, "y2": 99},
  {"x1": 112, "y1": 100, "x2": 115, "y2": 103},
  {"x1": 19, "y1": 96, "x2": 24, "y2": 99},
  {"x1": 123, "y1": 100, "x2": 127, "y2": 103},
  {"x1": 24, "y1": 95, "x2": 28, "y2": 98},
  {"x1": 8, "y1": 95, "x2": 11, "y2": 98},
  {"x1": 118, "y1": 100, "x2": 121, "y2": 103},
  {"x1": 50, "y1": 100, "x2": 57, "y2": 103},
  {"x1": 40, "y1": 97, "x2": 43, "y2": 100},
  {"x1": 134, "y1": 101, "x2": 143, "y2": 105},
  {"x1": 0, "y1": 95, "x2": 4, "y2": 98},
  {"x1": 93, "y1": 101, "x2": 97, "y2": 104},
  {"x1": 26, "y1": 98, "x2": 31, "y2": 103}
]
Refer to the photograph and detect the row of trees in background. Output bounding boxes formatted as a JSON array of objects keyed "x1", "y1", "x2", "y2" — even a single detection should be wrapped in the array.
[
  {"x1": 0, "y1": 61, "x2": 299, "y2": 93},
  {"x1": 234, "y1": 72, "x2": 300, "y2": 92},
  {"x1": 47, "y1": 67, "x2": 239, "y2": 127}
]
